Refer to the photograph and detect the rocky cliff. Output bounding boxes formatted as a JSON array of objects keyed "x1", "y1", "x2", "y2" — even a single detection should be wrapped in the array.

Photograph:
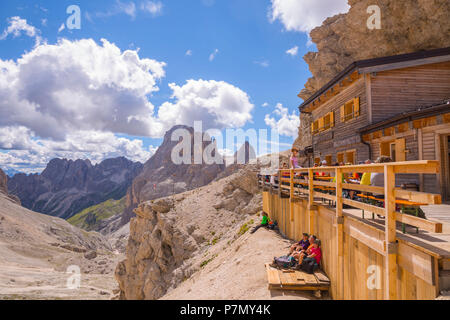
[
  {"x1": 7, "y1": 157, "x2": 142, "y2": 220},
  {"x1": 295, "y1": 0, "x2": 450, "y2": 149},
  {"x1": 0, "y1": 168, "x2": 20, "y2": 204},
  {"x1": 120, "y1": 125, "x2": 226, "y2": 226},
  {"x1": 0, "y1": 185, "x2": 121, "y2": 299},
  {"x1": 300, "y1": 0, "x2": 450, "y2": 100},
  {"x1": 115, "y1": 165, "x2": 262, "y2": 300}
]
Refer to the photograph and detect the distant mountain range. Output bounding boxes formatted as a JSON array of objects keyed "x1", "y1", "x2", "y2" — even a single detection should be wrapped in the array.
[
  {"x1": 2, "y1": 168, "x2": 24, "y2": 177},
  {"x1": 7, "y1": 157, "x2": 143, "y2": 220}
]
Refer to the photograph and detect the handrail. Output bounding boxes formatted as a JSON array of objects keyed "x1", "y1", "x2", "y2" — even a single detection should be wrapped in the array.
[{"x1": 258, "y1": 160, "x2": 443, "y2": 233}]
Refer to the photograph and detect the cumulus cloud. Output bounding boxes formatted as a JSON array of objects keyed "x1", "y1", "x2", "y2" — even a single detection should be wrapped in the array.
[
  {"x1": 264, "y1": 103, "x2": 300, "y2": 138},
  {"x1": 0, "y1": 16, "x2": 42, "y2": 45},
  {"x1": 269, "y1": 0, "x2": 350, "y2": 33},
  {"x1": 185, "y1": 49, "x2": 192, "y2": 56},
  {"x1": 0, "y1": 126, "x2": 156, "y2": 173},
  {"x1": 286, "y1": 46, "x2": 298, "y2": 56},
  {"x1": 0, "y1": 38, "x2": 166, "y2": 140},
  {"x1": 0, "y1": 38, "x2": 256, "y2": 173},
  {"x1": 262, "y1": 102, "x2": 269, "y2": 108},
  {"x1": 158, "y1": 79, "x2": 254, "y2": 130},
  {"x1": 209, "y1": 48, "x2": 219, "y2": 61}
]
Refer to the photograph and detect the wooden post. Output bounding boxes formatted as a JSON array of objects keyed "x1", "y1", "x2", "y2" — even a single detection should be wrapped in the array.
[
  {"x1": 308, "y1": 168, "x2": 315, "y2": 234},
  {"x1": 290, "y1": 169, "x2": 294, "y2": 222},
  {"x1": 384, "y1": 165, "x2": 398, "y2": 300},
  {"x1": 278, "y1": 171, "x2": 282, "y2": 198},
  {"x1": 335, "y1": 168, "x2": 344, "y2": 299}
]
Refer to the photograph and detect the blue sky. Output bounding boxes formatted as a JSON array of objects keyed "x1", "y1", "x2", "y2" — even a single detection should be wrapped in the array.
[{"x1": 0, "y1": 0, "x2": 350, "y2": 174}]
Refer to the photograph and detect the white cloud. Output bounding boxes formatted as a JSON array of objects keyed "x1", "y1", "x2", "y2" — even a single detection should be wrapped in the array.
[
  {"x1": 264, "y1": 103, "x2": 299, "y2": 138},
  {"x1": 254, "y1": 60, "x2": 270, "y2": 68},
  {"x1": 0, "y1": 38, "x2": 166, "y2": 140},
  {"x1": 58, "y1": 23, "x2": 65, "y2": 33},
  {"x1": 140, "y1": 1, "x2": 163, "y2": 16},
  {"x1": 0, "y1": 126, "x2": 156, "y2": 173},
  {"x1": 269, "y1": 0, "x2": 350, "y2": 33},
  {"x1": 41, "y1": 19, "x2": 47, "y2": 26},
  {"x1": 0, "y1": 16, "x2": 42, "y2": 45},
  {"x1": 96, "y1": 0, "x2": 137, "y2": 19},
  {"x1": 262, "y1": 102, "x2": 269, "y2": 108},
  {"x1": 157, "y1": 79, "x2": 254, "y2": 131},
  {"x1": 209, "y1": 48, "x2": 219, "y2": 62},
  {"x1": 286, "y1": 46, "x2": 298, "y2": 56},
  {"x1": 185, "y1": 49, "x2": 192, "y2": 56},
  {"x1": 0, "y1": 38, "x2": 257, "y2": 172}
]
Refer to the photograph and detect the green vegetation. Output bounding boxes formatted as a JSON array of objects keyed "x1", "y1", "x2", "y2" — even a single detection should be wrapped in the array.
[
  {"x1": 67, "y1": 197, "x2": 126, "y2": 231},
  {"x1": 237, "y1": 219, "x2": 254, "y2": 237},
  {"x1": 210, "y1": 236, "x2": 220, "y2": 246},
  {"x1": 200, "y1": 254, "x2": 218, "y2": 268}
]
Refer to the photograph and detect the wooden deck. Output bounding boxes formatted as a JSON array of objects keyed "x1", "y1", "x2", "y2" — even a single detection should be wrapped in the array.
[{"x1": 265, "y1": 264, "x2": 330, "y2": 292}]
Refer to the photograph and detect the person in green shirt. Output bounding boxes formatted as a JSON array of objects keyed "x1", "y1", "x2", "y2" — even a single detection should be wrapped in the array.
[{"x1": 251, "y1": 212, "x2": 270, "y2": 234}]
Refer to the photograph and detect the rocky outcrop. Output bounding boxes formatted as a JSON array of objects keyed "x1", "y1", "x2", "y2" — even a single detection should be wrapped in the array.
[
  {"x1": 115, "y1": 165, "x2": 263, "y2": 300},
  {"x1": 294, "y1": 0, "x2": 450, "y2": 150},
  {"x1": 299, "y1": 0, "x2": 450, "y2": 100},
  {"x1": 121, "y1": 125, "x2": 226, "y2": 226},
  {"x1": 0, "y1": 169, "x2": 20, "y2": 204},
  {"x1": 7, "y1": 157, "x2": 142, "y2": 220}
]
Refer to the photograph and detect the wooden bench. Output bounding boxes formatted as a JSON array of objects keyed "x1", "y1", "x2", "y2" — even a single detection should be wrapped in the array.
[{"x1": 265, "y1": 263, "x2": 330, "y2": 293}]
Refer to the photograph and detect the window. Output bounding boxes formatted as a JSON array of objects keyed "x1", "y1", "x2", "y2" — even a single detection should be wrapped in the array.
[
  {"x1": 325, "y1": 155, "x2": 332, "y2": 166},
  {"x1": 311, "y1": 112, "x2": 335, "y2": 135},
  {"x1": 337, "y1": 153, "x2": 344, "y2": 165},
  {"x1": 340, "y1": 97, "x2": 360, "y2": 123},
  {"x1": 390, "y1": 142, "x2": 396, "y2": 162},
  {"x1": 345, "y1": 150, "x2": 356, "y2": 165},
  {"x1": 311, "y1": 120, "x2": 319, "y2": 135},
  {"x1": 380, "y1": 138, "x2": 406, "y2": 162}
]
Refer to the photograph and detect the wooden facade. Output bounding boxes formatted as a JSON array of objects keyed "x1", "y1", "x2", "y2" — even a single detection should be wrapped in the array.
[
  {"x1": 299, "y1": 49, "x2": 450, "y2": 174},
  {"x1": 260, "y1": 161, "x2": 449, "y2": 300},
  {"x1": 361, "y1": 106, "x2": 450, "y2": 201}
]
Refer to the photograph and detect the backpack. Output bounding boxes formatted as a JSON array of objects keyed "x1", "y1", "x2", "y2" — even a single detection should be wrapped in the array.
[
  {"x1": 273, "y1": 255, "x2": 297, "y2": 269},
  {"x1": 300, "y1": 259, "x2": 319, "y2": 274}
]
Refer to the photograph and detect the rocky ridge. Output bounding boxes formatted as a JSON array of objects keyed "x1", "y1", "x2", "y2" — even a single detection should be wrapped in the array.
[
  {"x1": 115, "y1": 165, "x2": 263, "y2": 300},
  {"x1": 7, "y1": 157, "x2": 143, "y2": 220}
]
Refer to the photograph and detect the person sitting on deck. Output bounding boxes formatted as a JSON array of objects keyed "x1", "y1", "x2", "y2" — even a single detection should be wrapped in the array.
[
  {"x1": 250, "y1": 212, "x2": 270, "y2": 234},
  {"x1": 288, "y1": 233, "x2": 310, "y2": 256},
  {"x1": 290, "y1": 148, "x2": 302, "y2": 169},
  {"x1": 298, "y1": 239, "x2": 322, "y2": 273},
  {"x1": 360, "y1": 159, "x2": 374, "y2": 186},
  {"x1": 292, "y1": 235, "x2": 316, "y2": 261}
]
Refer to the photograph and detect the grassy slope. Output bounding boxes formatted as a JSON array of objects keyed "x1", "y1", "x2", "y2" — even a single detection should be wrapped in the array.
[{"x1": 67, "y1": 197, "x2": 126, "y2": 231}]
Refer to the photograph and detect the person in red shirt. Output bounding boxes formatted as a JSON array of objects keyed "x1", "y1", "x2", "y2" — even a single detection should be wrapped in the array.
[{"x1": 298, "y1": 239, "x2": 322, "y2": 269}]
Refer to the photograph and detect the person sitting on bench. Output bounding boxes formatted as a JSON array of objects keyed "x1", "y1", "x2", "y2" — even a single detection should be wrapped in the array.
[
  {"x1": 298, "y1": 239, "x2": 322, "y2": 273},
  {"x1": 292, "y1": 235, "x2": 316, "y2": 260},
  {"x1": 250, "y1": 212, "x2": 270, "y2": 234},
  {"x1": 288, "y1": 233, "x2": 310, "y2": 256}
]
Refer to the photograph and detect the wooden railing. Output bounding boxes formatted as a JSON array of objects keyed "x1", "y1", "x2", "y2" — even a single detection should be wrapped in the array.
[{"x1": 258, "y1": 160, "x2": 443, "y2": 300}]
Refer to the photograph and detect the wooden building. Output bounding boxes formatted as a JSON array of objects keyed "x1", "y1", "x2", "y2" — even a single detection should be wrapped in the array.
[
  {"x1": 298, "y1": 48, "x2": 450, "y2": 173},
  {"x1": 360, "y1": 102, "x2": 450, "y2": 201}
]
